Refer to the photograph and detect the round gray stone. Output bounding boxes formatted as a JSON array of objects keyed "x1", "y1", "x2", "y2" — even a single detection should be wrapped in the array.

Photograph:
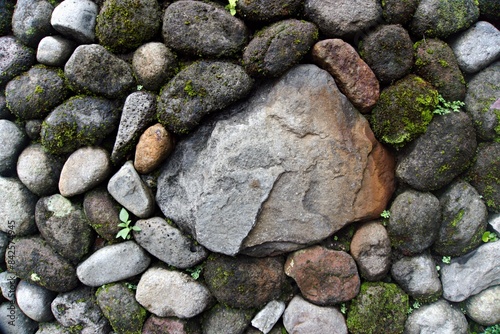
[
  {"x1": 0, "y1": 177, "x2": 38, "y2": 236},
  {"x1": 24, "y1": 120, "x2": 43, "y2": 140},
  {"x1": 404, "y1": 299, "x2": 468, "y2": 334},
  {"x1": 50, "y1": 0, "x2": 98, "y2": 43},
  {"x1": 0, "y1": 301, "x2": 38, "y2": 334},
  {"x1": 0, "y1": 120, "x2": 27, "y2": 176},
  {"x1": 465, "y1": 285, "x2": 500, "y2": 326},
  {"x1": 0, "y1": 36, "x2": 35, "y2": 86},
  {"x1": 132, "y1": 42, "x2": 177, "y2": 92},
  {"x1": 36, "y1": 35, "x2": 75, "y2": 67},
  {"x1": 12, "y1": 0, "x2": 54, "y2": 47},
  {"x1": 16, "y1": 280, "x2": 56, "y2": 322},
  {"x1": 202, "y1": 304, "x2": 254, "y2": 334}
]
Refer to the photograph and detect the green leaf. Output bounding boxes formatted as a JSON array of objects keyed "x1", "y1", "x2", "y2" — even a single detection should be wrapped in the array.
[
  {"x1": 482, "y1": 231, "x2": 490, "y2": 242},
  {"x1": 131, "y1": 226, "x2": 141, "y2": 232},
  {"x1": 119, "y1": 208, "x2": 129, "y2": 223},
  {"x1": 117, "y1": 222, "x2": 128, "y2": 228},
  {"x1": 116, "y1": 229, "x2": 130, "y2": 240}
]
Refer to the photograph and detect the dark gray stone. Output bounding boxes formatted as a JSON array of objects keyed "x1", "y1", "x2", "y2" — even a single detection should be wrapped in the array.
[
  {"x1": 465, "y1": 285, "x2": 500, "y2": 326},
  {"x1": 35, "y1": 194, "x2": 94, "y2": 263},
  {"x1": 17, "y1": 144, "x2": 63, "y2": 196},
  {"x1": 404, "y1": 299, "x2": 468, "y2": 334},
  {"x1": 359, "y1": 24, "x2": 413, "y2": 84},
  {"x1": 410, "y1": 0, "x2": 479, "y2": 39},
  {"x1": 0, "y1": 301, "x2": 38, "y2": 334},
  {"x1": 441, "y1": 241, "x2": 500, "y2": 302},
  {"x1": 479, "y1": 0, "x2": 500, "y2": 24},
  {"x1": 391, "y1": 253, "x2": 442, "y2": 302},
  {"x1": 16, "y1": 280, "x2": 56, "y2": 322},
  {"x1": 162, "y1": 1, "x2": 248, "y2": 58},
  {"x1": 0, "y1": 36, "x2": 35, "y2": 86},
  {"x1": 36, "y1": 36, "x2": 75, "y2": 67},
  {"x1": 0, "y1": 120, "x2": 27, "y2": 176},
  {"x1": 242, "y1": 19, "x2": 318, "y2": 78},
  {"x1": 304, "y1": 0, "x2": 381, "y2": 38},
  {"x1": 468, "y1": 142, "x2": 500, "y2": 212},
  {"x1": 51, "y1": 286, "x2": 111, "y2": 334},
  {"x1": 83, "y1": 187, "x2": 121, "y2": 241},
  {"x1": 50, "y1": 0, "x2": 98, "y2": 43},
  {"x1": 434, "y1": 180, "x2": 488, "y2": 256},
  {"x1": 0, "y1": 90, "x2": 8, "y2": 119},
  {"x1": 387, "y1": 189, "x2": 440, "y2": 255},
  {"x1": 0, "y1": 177, "x2": 37, "y2": 236},
  {"x1": 12, "y1": 0, "x2": 54, "y2": 47},
  {"x1": 202, "y1": 304, "x2": 254, "y2": 334},
  {"x1": 133, "y1": 217, "x2": 208, "y2": 269},
  {"x1": 236, "y1": 0, "x2": 302, "y2": 23},
  {"x1": 0, "y1": 0, "x2": 14, "y2": 35},
  {"x1": 24, "y1": 119, "x2": 43, "y2": 140},
  {"x1": 40, "y1": 96, "x2": 120, "y2": 155},
  {"x1": 0, "y1": 231, "x2": 8, "y2": 263},
  {"x1": 157, "y1": 60, "x2": 253, "y2": 135},
  {"x1": 6, "y1": 235, "x2": 78, "y2": 292},
  {"x1": 64, "y1": 44, "x2": 135, "y2": 98},
  {"x1": 132, "y1": 42, "x2": 177, "y2": 92},
  {"x1": 396, "y1": 112, "x2": 477, "y2": 191},
  {"x1": 382, "y1": 0, "x2": 419, "y2": 25}
]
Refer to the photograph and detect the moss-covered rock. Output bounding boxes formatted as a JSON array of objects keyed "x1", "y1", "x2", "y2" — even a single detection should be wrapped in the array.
[
  {"x1": 370, "y1": 74, "x2": 438, "y2": 149},
  {"x1": 96, "y1": 0, "x2": 161, "y2": 53},
  {"x1": 346, "y1": 282, "x2": 409, "y2": 334},
  {"x1": 381, "y1": 0, "x2": 419, "y2": 25},
  {"x1": 236, "y1": 0, "x2": 303, "y2": 23},
  {"x1": 468, "y1": 142, "x2": 500, "y2": 212},
  {"x1": 0, "y1": 36, "x2": 36, "y2": 86}
]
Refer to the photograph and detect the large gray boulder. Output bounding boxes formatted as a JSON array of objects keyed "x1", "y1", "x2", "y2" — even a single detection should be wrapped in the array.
[{"x1": 156, "y1": 64, "x2": 395, "y2": 256}]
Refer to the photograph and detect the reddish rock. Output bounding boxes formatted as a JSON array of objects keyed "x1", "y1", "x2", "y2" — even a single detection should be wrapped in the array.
[
  {"x1": 142, "y1": 315, "x2": 200, "y2": 334},
  {"x1": 312, "y1": 39, "x2": 380, "y2": 113},
  {"x1": 134, "y1": 123, "x2": 174, "y2": 174},
  {"x1": 284, "y1": 245, "x2": 360, "y2": 305}
]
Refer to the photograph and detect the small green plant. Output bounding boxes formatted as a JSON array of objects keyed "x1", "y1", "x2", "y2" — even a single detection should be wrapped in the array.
[
  {"x1": 433, "y1": 94, "x2": 465, "y2": 115},
  {"x1": 225, "y1": 0, "x2": 237, "y2": 15},
  {"x1": 116, "y1": 208, "x2": 141, "y2": 240},
  {"x1": 340, "y1": 303, "x2": 347, "y2": 314},
  {"x1": 442, "y1": 256, "x2": 451, "y2": 264},
  {"x1": 136, "y1": 85, "x2": 143, "y2": 91},
  {"x1": 185, "y1": 263, "x2": 204, "y2": 280},
  {"x1": 407, "y1": 300, "x2": 421, "y2": 314},
  {"x1": 380, "y1": 210, "x2": 391, "y2": 219},
  {"x1": 482, "y1": 231, "x2": 498, "y2": 243},
  {"x1": 483, "y1": 324, "x2": 500, "y2": 334},
  {"x1": 124, "y1": 282, "x2": 137, "y2": 290},
  {"x1": 31, "y1": 273, "x2": 41, "y2": 282}
]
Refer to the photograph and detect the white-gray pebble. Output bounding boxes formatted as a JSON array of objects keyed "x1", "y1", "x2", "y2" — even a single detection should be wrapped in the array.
[
  {"x1": 0, "y1": 271, "x2": 18, "y2": 301},
  {"x1": 251, "y1": 300, "x2": 286, "y2": 334},
  {"x1": 132, "y1": 42, "x2": 177, "y2": 91},
  {"x1": 50, "y1": 0, "x2": 98, "y2": 43},
  {"x1": 404, "y1": 299, "x2": 468, "y2": 334},
  {"x1": 465, "y1": 285, "x2": 500, "y2": 326},
  {"x1": 0, "y1": 120, "x2": 26, "y2": 176},
  {"x1": 0, "y1": 177, "x2": 38, "y2": 236},
  {"x1": 36, "y1": 36, "x2": 75, "y2": 67},
  {"x1": 0, "y1": 301, "x2": 38, "y2": 334},
  {"x1": 16, "y1": 280, "x2": 56, "y2": 322}
]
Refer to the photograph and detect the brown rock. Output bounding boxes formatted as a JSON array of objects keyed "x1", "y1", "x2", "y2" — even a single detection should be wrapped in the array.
[
  {"x1": 350, "y1": 221, "x2": 391, "y2": 281},
  {"x1": 134, "y1": 123, "x2": 174, "y2": 174},
  {"x1": 285, "y1": 245, "x2": 360, "y2": 305},
  {"x1": 83, "y1": 187, "x2": 122, "y2": 242},
  {"x1": 312, "y1": 39, "x2": 380, "y2": 113},
  {"x1": 142, "y1": 315, "x2": 201, "y2": 334}
]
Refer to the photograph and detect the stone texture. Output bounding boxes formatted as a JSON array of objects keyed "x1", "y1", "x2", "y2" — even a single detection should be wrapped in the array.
[
  {"x1": 0, "y1": 0, "x2": 14, "y2": 35},
  {"x1": 36, "y1": 36, "x2": 74, "y2": 67},
  {"x1": 111, "y1": 91, "x2": 156, "y2": 163},
  {"x1": 382, "y1": 0, "x2": 419, "y2": 25},
  {"x1": 285, "y1": 245, "x2": 360, "y2": 305},
  {"x1": 404, "y1": 299, "x2": 468, "y2": 334},
  {"x1": 242, "y1": 19, "x2": 318, "y2": 78},
  {"x1": 465, "y1": 285, "x2": 500, "y2": 326},
  {"x1": 136, "y1": 266, "x2": 212, "y2": 318},
  {"x1": 50, "y1": 0, "x2": 98, "y2": 43},
  {"x1": 0, "y1": 271, "x2": 17, "y2": 301},
  {"x1": 350, "y1": 221, "x2": 391, "y2": 281},
  {"x1": 142, "y1": 315, "x2": 201, "y2": 334},
  {"x1": 12, "y1": 0, "x2": 54, "y2": 47},
  {"x1": 83, "y1": 187, "x2": 121, "y2": 242},
  {"x1": 6, "y1": 236, "x2": 78, "y2": 292},
  {"x1": 0, "y1": 120, "x2": 27, "y2": 176},
  {"x1": 157, "y1": 64, "x2": 395, "y2": 256},
  {"x1": 490, "y1": 214, "x2": 500, "y2": 234},
  {"x1": 236, "y1": 0, "x2": 302, "y2": 23},
  {"x1": 0, "y1": 301, "x2": 38, "y2": 334},
  {"x1": 133, "y1": 217, "x2": 207, "y2": 269},
  {"x1": 64, "y1": 44, "x2": 135, "y2": 98},
  {"x1": 204, "y1": 254, "x2": 286, "y2": 309},
  {"x1": 251, "y1": 300, "x2": 285, "y2": 334},
  {"x1": 283, "y1": 295, "x2": 348, "y2": 334},
  {"x1": 157, "y1": 60, "x2": 253, "y2": 135},
  {"x1": 162, "y1": 1, "x2": 248, "y2": 58},
  {"x1": 0, "y1": 232, "x2": 8, "y2": 264},
  {"x1": 107, "y1": 161, "x2": 155, "y2": 218},
  {"x1": 396, "y1": 112, "x2": 477, "y2": 191},
  {"x1": 24, "y1": 119, "x2": 42, "y2": 140},
  {"x1": 76, "y1": 241, "x2": 151, "y2": 286},
  {"x1": 450, "y1": 21, "x2": 500, "y2": 74},
  {"x1": 17, "y1": 144, "x2": 63, "y2": 196},
  {"x1": 0, "y1": 36, "x2": 35, "y2": 86},
  {"x1": 440, "y1": 241, "x2": 500, "y2": 302},
  {"x1": 312, "y1": 38, "x2": 379, "y2": 113},
  {"x1": 468, "y1": 142, "x2": 500, "y2": 212},
  {"x1": 132, "y1": 42, "x2": 177, "y2": 92},
  {"x1": 16, "y1": 280, "x2": 56, "y2": 322},
  {"x1": 304, "y1": 0, "x2": 382, "y2": 38},
  {"x1": 134, "y1": 123, "x2": 174, "y2": 174},
  {"x1": 391, "y1": 253, "x2": 442, "y2": 302},
  {"x1": 202, "y1": 304, "x2": 254, "y2": 334},
  {"x1": 0, "y1": 177, "x2": 38, "y2": 236}
]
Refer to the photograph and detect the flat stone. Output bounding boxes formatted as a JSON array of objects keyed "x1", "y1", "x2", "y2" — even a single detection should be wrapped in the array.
[
  {"x1": 312, "y1": 38, "x2": 379, "y2": 113},
  {"x1": 50, "y1": 0, "x2": 98, "y2": 43},
  {"x1": 157, "y1": 64, "x2": 395, "y2": 256},
  {"x1": 0, "y1": 177, "x2": 38, "y2": 236},
  {"x1": 16, "y1": 280, "x2": 56, "y2": 322},
  {"x1": 132, "y1": 42, "x2": 177, "y2": 91},
  {"x1": 36, "y1": 36, "x2": 75, "y2": 67},
  {"x1": 59, "y1": 147, "x2": 111, "y2": 197},
  {"x1": 134, "y1": 123, "x2": 174, "y2": 174},
  {"x1": 251, "y1": 300, "x2": 286, "y2": 334},
  {"x1": 465, "y1": 285, "x2": 500, "y2": 326},
  {"x1": 12, "y1": 0, "x2": 54, "y2": 47},
  {"x1": 76, "y1": 241, "x2": 151, "y2": 286},
  {"x1": 0, "y1": 301, "x2": 38, "y2": 334},
  {"x1": 404, "y1": 299, "x2": 468, "y2": 334},
  {"x1": 0, "y1": 36, "x2": 35, "y2": 86},
  {"x1": 0, "y1": 120, "x2": 27, "y2": 176},
  {"x1": 107, "y1": 161, "x2": 155, "y2": 218}
]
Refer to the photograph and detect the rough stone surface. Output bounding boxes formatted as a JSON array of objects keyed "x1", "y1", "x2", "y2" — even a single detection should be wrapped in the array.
[
  {"x1": 410, "y1": 0, "x2": 479, "y2": 39},
  {"x1": 157, "y1": 64, "x2": 395, "y2": 256},
  {"x1": 83, "y1": 187, "x2": 121, "y2": 241},
  {"x1": 50, "y1": 0, "x2": 97, "y2": 43},
  {"x1": 136, "y1": 266, "x2": 212, "y2": 318},
  {"x1": 0, "y1": 301, "x2": 38, "y2": 334},
  {"x1": 36, "y1": 36, "x2": 75, "y2": 67},
  {"x1": 162, "y1": 1, "x2": 248, "y2": 58},
  {"x1": 382, "y1": 0, "x2": 419, "y2": 25},
  {"x1": 440, "y1": 241, "x2": 500, "y2": 302},
  {"x1": 107, "y1": 161, "x2": 155, "y2": 218},
  {"x1": 0, "y1": 271, "x2": 17, "y2": 301},
  {"x1": 304, "y1": 0, "x2": 381, "y2": 38},
  {"x1": 0, "y1": 176, "x2": 38, "y2": 236},
  {"x1": 283, "y1": 295, "x2": 348, "y2": 334},
  {"x1": 157, "y1": 61, "x2": 253, "y2": 135},
  {"x1": 51, "y1": 286, "x2": 111, "y2": 334},
  {"x1": 391, "y1": 253, "x2": 442, "y2": 302},
  {"x1": 251, "y1": 300, "x2": 285, "y2": 334},
  {"x1": 404, "y1": 299, "x2": 468, "y2": 334},
  {"x1": 24, "y1": 119, "x2": 42, "y2": 140},
  {"x1": 12, "y1": 0, "x2": 54, "y2": 48},
  {"x1": 468, "y1": 142, "x2": 500, "y2": 212},
  {"x1": 0, "y1": 36, "x2": 35, "y2": 86},
  {"x1": 35, "y1": 194, "x2": 94, "y2": 263},
  {"x1": 6, "y1": 236, "x2": 78, "y2": 292},
  {"x1": 0, "y1": 232, "x2": 8, "y2": 263},
  {"x1": 490, "y1": 214, "x2": 500, "y2": 234},
  {"x1": 312, "y1": 39, "x2": 379, "y2": 113},
  {"x1": 387, "y1": 189, "x2": 441, "y2": 255},
  {"x1": 64, "y1": 44, "x2": 135, "y2": 98},
  {"x1": 465, "y1": 285, "x2": 500, "y2": 326},
  {"x1": 142, "y1": 315, "x2": 201, "y2": 334},
  {"x1": 76, "y1": 241, "x2": 151, "y2": 286},
  {"x1": 0, "y1": 120, "x2": 27, "y2": 176},
  {"x1": 450, "y1": 21, "x2": 500, "y2": 74},
  {"x1": 204, "y1": 254, "x2": 286, "y2": 309},
  {"x1": 242, "y1": 19, "x2": 318, "y2": 78},
  {"x1": 396, "y1": 112, "x2": 477, "y2": 191},
  {"x1": 111, "y1": 91, "x2": 156, "y2": 163},
  {"x1": 434, "y1": 180, "x2": 488, "y2": 256},
  {"x1": 236, "y1": 0, "x2": 302, "y2": 23},
  {"x1": 359, "y1": 24, "x2": 414, "y2": 84},
  {"x1": 350, "y1": 221, "x2": 391, "y2": 281},
  {"x1": 16, "y1": 280, "x2": 56, "y2": 322},
  {"x1": 0, "y1": 0, "x2": 14, "y2": 35},
  {"x1": 132, "y1": 42, "x2": 177, "y2": 92},
  {"x1": 134, "y1": 123, "x2": 174, "y2": 174},
  {"x1": 285, "y1": 246, "x2": 360, "y2": 305},
  {"x1": 202, "y1": 304, "x2": 254, "y2": 334},
  {"x1": 16, "y1": 144, "x2": 63, "y2": 197},
  {"x1": 133, "y1": 217, "x2": 207, "y2": 269}
]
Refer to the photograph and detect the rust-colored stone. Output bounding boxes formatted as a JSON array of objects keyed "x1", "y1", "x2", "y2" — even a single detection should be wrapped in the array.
[{"x1": 134, "y1": 123, "x2": 174, "y2": 174}]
